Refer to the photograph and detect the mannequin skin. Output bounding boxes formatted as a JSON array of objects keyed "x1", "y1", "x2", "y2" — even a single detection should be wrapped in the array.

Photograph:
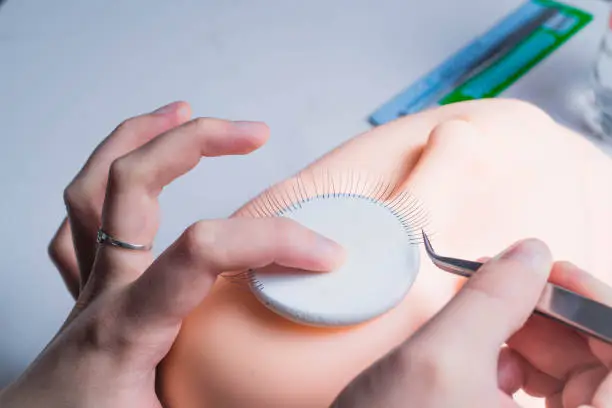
[{"x1": 158, "y1": 98, "x2": 612, "y2": 408}]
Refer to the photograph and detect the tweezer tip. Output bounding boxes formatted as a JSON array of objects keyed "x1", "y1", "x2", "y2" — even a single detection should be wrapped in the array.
[{"x1": 421, "y1": 229, "x2": 434, "y2": 257}]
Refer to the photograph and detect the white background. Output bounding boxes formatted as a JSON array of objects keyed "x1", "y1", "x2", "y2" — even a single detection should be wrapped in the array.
[{"x1": 0, "y1": 0, "x2": 610, "y2": 387}]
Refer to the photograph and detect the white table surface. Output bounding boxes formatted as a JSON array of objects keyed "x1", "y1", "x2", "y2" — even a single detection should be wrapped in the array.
[{"x1": 1, "y1": 0, "x2": 610, "y2": 387}]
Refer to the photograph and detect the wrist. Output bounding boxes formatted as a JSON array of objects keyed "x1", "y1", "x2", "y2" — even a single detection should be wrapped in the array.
[
  {"x1": 0, "y1": 369, "x2": 85, "y2": 408},
  {"x1": 0, "y1": 381, "x2": 30, "y2": 408},
  {"x1": 0, "y1": 344, "x2": 101, "y2": 408}
]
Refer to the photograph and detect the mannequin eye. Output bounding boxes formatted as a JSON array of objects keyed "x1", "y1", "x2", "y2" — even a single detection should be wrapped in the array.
[{"x1": 223, "y1": 169, "x2": 433, "y2": 328}]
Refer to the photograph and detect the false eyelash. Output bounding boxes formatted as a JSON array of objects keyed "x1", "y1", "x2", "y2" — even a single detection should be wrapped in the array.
[{"x1": 220, "y1": 169, "x2": 436, "y2": 291}]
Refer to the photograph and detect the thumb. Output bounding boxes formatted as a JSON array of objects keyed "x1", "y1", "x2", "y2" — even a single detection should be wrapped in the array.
[{"x1": 417, "y1": 238, "x2": 553, "y2": 354}]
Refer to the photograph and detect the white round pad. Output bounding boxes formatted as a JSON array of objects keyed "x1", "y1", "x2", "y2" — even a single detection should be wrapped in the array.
[{"x1": 250, "y1": 195, "x2": 420, "y2": 327}]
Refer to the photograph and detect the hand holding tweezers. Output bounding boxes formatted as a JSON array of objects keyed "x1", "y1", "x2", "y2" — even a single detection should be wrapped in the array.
[{"x1": 422, "y1": 231, "x2": 612, "y2": 345}]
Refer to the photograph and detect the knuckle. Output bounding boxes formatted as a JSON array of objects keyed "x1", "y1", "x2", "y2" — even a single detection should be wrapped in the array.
[
  {"x1": 63, "y1": 182, "x2": 86, "y2": 209},
  {"x1": 62, "y1": 184, "x2": 77, "y2": 207},
  {"x1": 113, "y1": 117, "x2": 139, "y2": 138},
  {"x1": 270, "y1": 217, "x2": 299, "y2": 238},
  {"x1": 191, "y1": 117, "x2": 228, "y2": 134},
  {"x1": 63, "y1": 180, "x2": 98, "y2": 217},
  {"x1": 47, "y1": 237, "x2": 64, "y2": 264},
  {"x1": 375, "y1": 347, "x2": 414, "y2": 378},
  {"x1": 465, "y1": 282, "x2": 518, "y2": 325},
  {"x1": 191, "y1": 117, "x2": 211, "y2": 133},
  {"x1": 76, "y1": 304, "x2": 131, "y2": 355},
  {"x1": 108, "y1": 156, "x2": 143, "y2": 189},
  {"x1": 399, "y1": 340, "x2": 461, "y2": 388},
  {"x1": 268, "y1": 217, "x2": 300, "y2": 249},
  {"x1": 47, "y1": 223, "x2": 75, "y2": 271},
  {"x1": 182, "y1": 221, "x2": 224, "y2": 265},
  {"x1": 184, "y1": 221, "x2": 216, "y2": 250}
]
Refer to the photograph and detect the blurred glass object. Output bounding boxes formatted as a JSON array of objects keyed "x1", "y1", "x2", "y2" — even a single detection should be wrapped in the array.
[{"x1": 587, "y1": 3, "x2": 612, "y2": 139}]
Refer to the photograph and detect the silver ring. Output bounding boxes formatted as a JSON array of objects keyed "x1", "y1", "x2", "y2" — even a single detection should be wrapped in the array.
[{"x1": 96, "y1": 229, "x2": 152, "y2": 251}]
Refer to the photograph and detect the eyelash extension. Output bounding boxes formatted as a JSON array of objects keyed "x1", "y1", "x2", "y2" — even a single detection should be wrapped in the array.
[{"x1": 221, "y1": 169, "x2": 435, "y2": 291}]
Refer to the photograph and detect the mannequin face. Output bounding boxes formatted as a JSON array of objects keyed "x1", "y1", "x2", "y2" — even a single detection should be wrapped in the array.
[{"x1": 158, "y1": 99, "x2": 612, "y2": 408}]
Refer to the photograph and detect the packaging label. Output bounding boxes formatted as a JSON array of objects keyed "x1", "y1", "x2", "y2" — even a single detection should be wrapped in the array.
[{"x1": 368, "y1": 0, "x2": 593, "y2": 126}]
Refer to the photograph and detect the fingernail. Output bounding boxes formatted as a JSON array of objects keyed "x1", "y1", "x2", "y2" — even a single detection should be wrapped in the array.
[
  {"x1": 316, "y1": 235, "x2": 345, "y2": 262},
  {"x1": 152, "y1": 101, "x2": 181, "y2": 115},
  {"x1": 496, "y1": 239, "x2": 551, "y2": 272},
  {"x1": 232, "y1": 120, "x2": 265, "y2": 130}
]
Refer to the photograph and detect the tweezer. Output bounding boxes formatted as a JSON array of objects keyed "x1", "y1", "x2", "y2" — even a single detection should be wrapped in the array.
[{"x1": 422, "y1": 231, "x2": 612, "y2": 345}]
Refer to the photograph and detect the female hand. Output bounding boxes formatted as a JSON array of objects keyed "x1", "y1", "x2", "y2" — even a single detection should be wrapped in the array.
[
  {"x1": 332, "y1": 238, "x2": 611, "y2": 408},
  {"x1": 0, "y1": 101, "x2": 345, "y2": 408},
  {"x1": 504, "y1": 262, "x2": 612, "y2": 408}
]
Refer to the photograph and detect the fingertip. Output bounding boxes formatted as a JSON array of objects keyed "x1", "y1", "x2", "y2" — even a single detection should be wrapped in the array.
[
  {"x1": 165, "y1": 101, "x2": 192, "y2": 127},
  {"x1": 233, "y1": 120, "x2": 269, "y2": 131},
  {"x1": 319, "y1": 237, "x2": 347, "y2": 271},
  {"x1": 234, "y1": 120, "x2": 270, "y2": 140},
  {"x1": 494, "y1": 238, "x2": 552, "y2": 279},
  {"x1": 149, "y1": 101, "x2": 192, "y2": 128},
  {"x1": 219, "y1": 120, "x2": 269, "y2": 154},
  {"x1": 549, "y1": 261, "x2": 612, "y2": 305},
  {"x1": 296, "y1": 231, "x2": 346, "y2": 272},
  {"x1": 497, "y1": 347, "x2": 524, "y2": 395},
  {"x1": 471, "y1": 238, "x2": 552, "y2": 295},
  {"x1": 549, "y1": 261, "x2": 583, "y2": 288},
  {"x1": 589, "y1": 337, "x2": 612, "y2": 369},
  {"x1": 152, "y1": 101, "x2": 188, "y2": 117},
  {"x1": 175, "y1": 101, "x2": 192, "y2": 122}
]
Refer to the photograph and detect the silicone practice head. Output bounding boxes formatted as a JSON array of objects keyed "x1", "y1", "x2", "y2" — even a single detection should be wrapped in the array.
[{"x1": 159, "y1": 99, "x2": 612, "y2": 408}]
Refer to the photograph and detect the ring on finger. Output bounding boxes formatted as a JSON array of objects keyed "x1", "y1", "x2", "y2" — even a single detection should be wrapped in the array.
[{"x1": 96, "y1": 228, "x2": 153, "y2": 251}]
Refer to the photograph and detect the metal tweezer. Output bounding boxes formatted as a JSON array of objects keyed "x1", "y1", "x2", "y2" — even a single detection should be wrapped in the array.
[{"x1": 421, "y1": 231, "x2": 612, "y2": 345}]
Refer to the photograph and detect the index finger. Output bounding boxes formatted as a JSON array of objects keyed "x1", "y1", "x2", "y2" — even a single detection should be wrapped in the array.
[
  {"x1": 62, "y1": 101, "x2": 192, "y2": 289},
  {"x1": 93, "y1": 118, "x2": 270, "y2": 291}
]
